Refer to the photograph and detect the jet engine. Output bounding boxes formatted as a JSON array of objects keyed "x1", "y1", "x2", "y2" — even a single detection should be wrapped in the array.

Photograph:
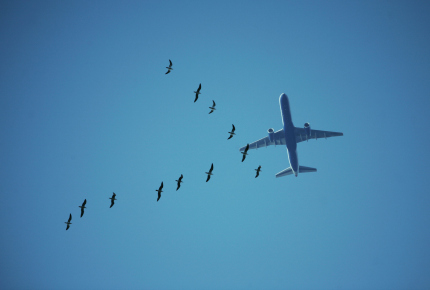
[
  {"x1": 268, "y1": 128, "x2": 275, "y2": 142},
  {"x1": 304, "y1": 123, "x2": 311, "y2": 137}
]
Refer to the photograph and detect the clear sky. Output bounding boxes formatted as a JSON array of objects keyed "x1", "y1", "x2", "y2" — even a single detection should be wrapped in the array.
[{"x1": 1, "y1": 1, "x2": 430, "y2": 289}]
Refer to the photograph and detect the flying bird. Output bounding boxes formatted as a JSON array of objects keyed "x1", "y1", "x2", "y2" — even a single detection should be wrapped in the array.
[
  {"x1": 205, "y1": 163, "x2": 214, "y2": 182},
  {"x1": 79, "y1": 199, "x2": 87, "y2": 217},
  {"x1": 228, "y1": 124, "x2": 236, "y2": 139},
  {"x1": 165, "y1": 59, "x2": 173, "y2": 74},
  {"x1": 194, "y1": 83, "x2": 201, "y2": 102},
  {"x1": 109, "y1": 192, "x2": 117, "y2": 208},
  {"x1": 241, "y1": 143, "x2": 250, "y2": 162},
  {"x1": 208, "y1": 100, "x2": 216, "y2": 114},
  {"x1": 156, "y1": 182, "x2": 163, "y2": 201},
  {"x1": 255, "y1": 165, "x2": 262, "y2": 178},
  {"x1": 65, "y1": 213, "x2": 72, "y2": 230},
  {"x1": 176, "y1": 174, "x2": 183, "y2": 191}
]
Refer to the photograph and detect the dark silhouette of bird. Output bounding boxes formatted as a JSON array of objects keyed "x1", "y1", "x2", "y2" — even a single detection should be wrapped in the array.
[
  {"x1": 165, "y1": 59, "x2": 173, "y2": 74},
  {"x1": 109, "y1": 192, "x2": 117, "y2": 208},
  {"x1": 228, "y1": 124, "x2": 236, "y2": 139},
  {"x1": 176, "y1": 174, "x2": 183, "y2": 191},
  {"x1": 65, "y1": 213, "x2": 72, "y2": 230},
  {"x1": 205, "y1": 163, "x2": 214, "y2": 182},
  {"x1": 194, "y1": 83, "x2": 201, "y2": 102},
  {"x1": 241, "y1": 143, "x2": 250, "y2": 162},
  {"x1": 208, "y1": 100, "x2": 216, "y2": 114},
  {"x1": 79, "y1": 199, "x2": 87, "y2": 217},
  {"x1": 156, "y1": 182, "x2": 163, "y2": 201},
  {"x1": 255, "y1": 165, "x2": 262, "y2": 178}
]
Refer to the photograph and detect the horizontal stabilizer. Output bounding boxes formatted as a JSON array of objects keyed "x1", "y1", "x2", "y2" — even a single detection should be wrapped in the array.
[
  {"x1": 275, "y1": 165, "x2": 317, "y2": 178},
  {"x1": 275, "y1": 167, "x2": 294, "y2": 178},
  {"x1": 298, "y1": 165, "x2": 317, "y2": 173}
]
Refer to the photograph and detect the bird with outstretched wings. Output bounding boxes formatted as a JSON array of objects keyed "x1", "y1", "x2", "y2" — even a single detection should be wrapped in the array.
[
  {"x1": 176, "y1": 175, "x2": 183, "y2": 191},
  {"x1": 194, "y1": 83, "x2": 201, "y2": 102},
  {"x1": 156, "y1": 182, "x2": 163, "y2": 201},
  {"x1": 205, "y1": 163, "x2": 214, "y2": 182},
  {"x1": 241, "y1": 143, "x2": 249, "y2": 162},
  {"x1": 165, "y1": 59, "x2": 173, "y2": 74},
  {"x1": 79, "y1": 199, "x2": 86, "y2": 217},
  {"x1": 228, "y1": 124, "x2": 236, "y2": 140}
]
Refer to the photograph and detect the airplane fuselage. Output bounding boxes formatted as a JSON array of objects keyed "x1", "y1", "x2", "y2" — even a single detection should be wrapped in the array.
[{"x1": 279, "y1": 93, "x2": 299, "y2": 176}]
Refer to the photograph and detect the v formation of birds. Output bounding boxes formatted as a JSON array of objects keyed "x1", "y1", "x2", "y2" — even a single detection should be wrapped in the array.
[{"x1": 64, "y1": 59, "x2": 261, "y2": 230}]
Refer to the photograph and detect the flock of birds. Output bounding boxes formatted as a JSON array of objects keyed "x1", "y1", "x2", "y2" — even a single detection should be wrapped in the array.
[{"x1": 64, "y1": 59, "x2": 261, "y2": 230}]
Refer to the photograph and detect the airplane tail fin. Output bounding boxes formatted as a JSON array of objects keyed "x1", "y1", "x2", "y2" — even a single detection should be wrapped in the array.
[{"x1": 275, "y1": 166, "x2": 317, "y2": 178}]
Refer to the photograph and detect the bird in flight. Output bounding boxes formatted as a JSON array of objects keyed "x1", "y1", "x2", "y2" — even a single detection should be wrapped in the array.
[
  {"x1": 156, "y1": 182, "x2": 163, "y2": 201},
  {"x1": 65, "y1": 213, "x2": 72, "y2": 230},
  {"x1": 165, "y1": 59, "x2": 173, "y2": 74},
  {"x1": 176, "y1": 174, "x2": 183, "y2": 191},
  {"x1": 241, "y1": 143, "x2": 250, "y2": 162},
  {"x1": 228, "y1": 124, "x2": 236, "y2": 140},
  {"x1": 194, "y1": 83, "x2": 201, "y2": 102},
  {"x1": 79, "y1": 199, "x2": 87, "y2": 217},
  {"x1": 109, "y1": 192, "x2": 117, "y2": 208},
  {"x1": 205, "y1": 163, "x2": 214, "y2": 182},
  {"x1": 255, "y1": 165, "x2": 262, "y2": 178},
  {"x1": 208, "y1": 100, "x2": 216, "y2": 114}
]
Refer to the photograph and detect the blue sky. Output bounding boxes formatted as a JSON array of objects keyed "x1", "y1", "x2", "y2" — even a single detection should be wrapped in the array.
[{"x1": 1, "y1": 1, "x2": 430, "y2": 289}]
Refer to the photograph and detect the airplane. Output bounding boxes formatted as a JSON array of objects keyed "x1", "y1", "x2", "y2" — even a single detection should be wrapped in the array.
[{"x1": 239, "y1": 93, "x2": 343, "y2": 177}]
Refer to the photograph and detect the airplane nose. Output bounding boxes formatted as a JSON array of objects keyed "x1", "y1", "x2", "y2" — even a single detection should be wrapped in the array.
[{"x1": 279, "y1": 93, "x2": 289, "y2": 105}]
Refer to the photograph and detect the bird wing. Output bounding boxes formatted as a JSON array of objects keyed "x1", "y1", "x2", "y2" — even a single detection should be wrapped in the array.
[
  {"x1": 157, "y1": 192, "x2": 161, "y2": 201},
  {"x1": 68, "y1": 214, "x2": 72, "y2": 222},
  {"x1": 232, "y1": 124, "x2": 235, "y2": 132},
  {"x1": 242, "y1": 155, "x2": 246, "y2": 162},
  {"x1": 176, "y1": 183, "x2": 180, "y2": 191},
  {"x1": 160, "y1": 182, "x2": 164, "y2": 190},
  {"x1": 66, "y1": 224, "x2": 70, "y2": 230},
  {"x1": 82, "y1": 199, "x2": 86, "y2": 206},
  {"x1": 165, "y1": 70, "x2": 171, "y2": 74},
  {"x1": 244, "y1": 143, "x2": 250, "y2": 153},
  {"x1": 255, "y1": 172, "x2": 259, "y2": 177},
  {"x1": 80, "y1": 208, "x2": 84, "y2": 217},
  {"x1": 194, "y1": 94, "x2": 198, "y2": 102},
  {"x1": 210, "y1": 163, "x2": 213, "y2": 172},
  {"x1": 169, "y1": 59, "x2": 172, "y2": 67},
  {"x1": 198, "y1": 83, "x2": 201, "y2": 91},
  {"x1": 212, "y1": 100, "x2": 215, "y2": 107},
  {"x1": 206, "y1": 175, "x2": 210, "y2": 182},
  {"x1": 228, "y1": 135, "x2": 233, "y2": 140},
  {"x1": 110, "y1": 200, "x2": 114, "y2": 207}
]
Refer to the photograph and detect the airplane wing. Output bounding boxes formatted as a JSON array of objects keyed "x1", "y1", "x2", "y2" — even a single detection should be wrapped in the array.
[
  {"x1": 294, "y1": 127, "x2": 343, "y2": 143},
  {"x1": 239, "y1": 129, "x2": 285, "y2": 151}
]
